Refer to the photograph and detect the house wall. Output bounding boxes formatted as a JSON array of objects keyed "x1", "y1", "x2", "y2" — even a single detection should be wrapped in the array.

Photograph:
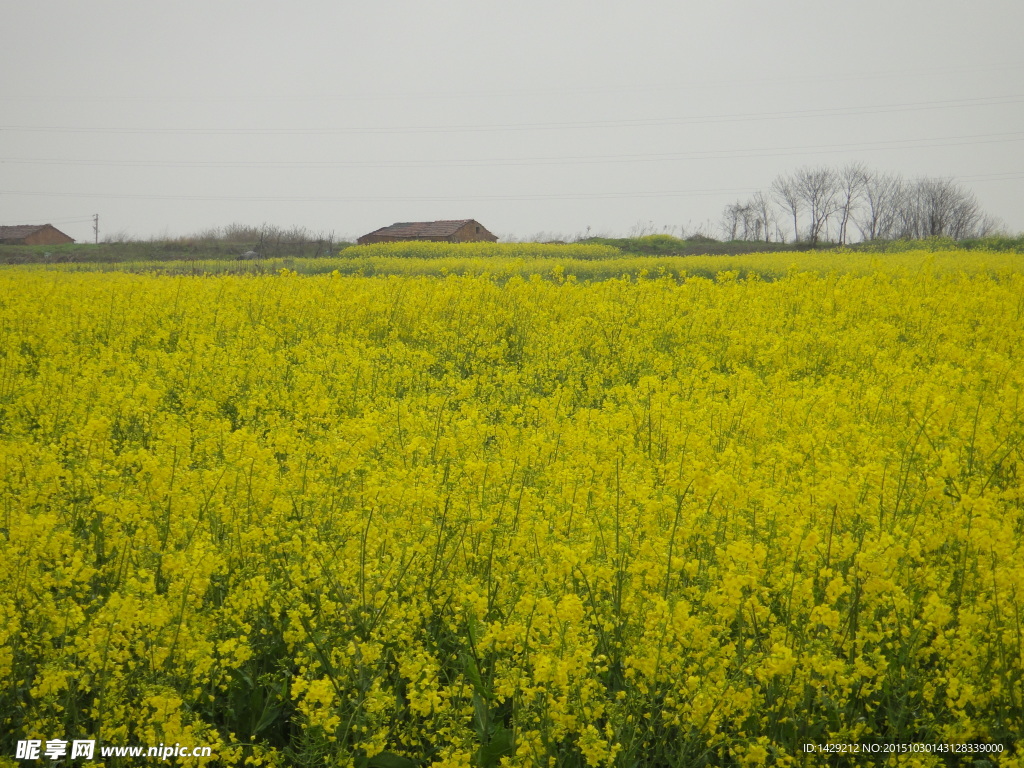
[
  {"x1": 21, "y1": 226, "x2": 75, "y2": 246},
  {"x1": 452, "y1": 221, "x2": 498, "y2": 242}
]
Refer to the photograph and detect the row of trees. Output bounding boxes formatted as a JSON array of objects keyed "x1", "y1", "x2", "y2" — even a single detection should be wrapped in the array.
[{"x1": 721, "y1": 164, "x2": 1002, "y2": 245}]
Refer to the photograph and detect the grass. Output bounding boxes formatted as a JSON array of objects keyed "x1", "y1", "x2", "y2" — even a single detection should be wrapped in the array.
[
  {"x1": 6, "y1": 248, "x2": 1022, "y2": 283},
  {"x1": 4, "y1": 234, "x2": 1021, "y2": 266}
]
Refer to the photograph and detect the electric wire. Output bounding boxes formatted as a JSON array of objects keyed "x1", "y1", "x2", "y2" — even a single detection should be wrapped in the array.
[
  {"x1": 2, "y1": 94, "x2": 1020, "y2": 136},
  {"x1": 2, "y1": 131, "x2": 1022, "y2": 170}
]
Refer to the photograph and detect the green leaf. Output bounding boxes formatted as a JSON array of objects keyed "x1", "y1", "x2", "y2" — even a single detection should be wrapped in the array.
[
  {"x1": 460, "y1": 651, "x2": 485, "y2": 696},
  {"x1": 356, "y1": 752, "x2": 418, "y2": 768},
  {"x1": 253, "y1": 705, "x2": 281, "y2": 735},
  {"x1": 475, "y1": 725, "x2": 514, "y2": 768},
  {"x1": 472, "y1": 691, "x2": 489, "y2": 740}
]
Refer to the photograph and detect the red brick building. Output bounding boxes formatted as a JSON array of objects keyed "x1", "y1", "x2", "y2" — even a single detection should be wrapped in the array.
[
  {"x1": 0, "y1": 224, "x2": 75, "y2": 246},
  {"x1": 357, "y1": 219, "x2": 497, "y2": 245}
]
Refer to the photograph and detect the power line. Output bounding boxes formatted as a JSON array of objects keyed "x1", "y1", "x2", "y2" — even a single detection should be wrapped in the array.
[
  {"x1": 1, "y1": 63, "x2": 1021, "y2": 104},
  {"x1": 1, "y1": 95, "x2": 1020, "y2": 136},
  {"x1": 953, "y1": 171, "x2": 1024, "y2": 183},
  {"x1": 5, "y1": 173, "x2": 1022, "y2": 206},
  {"x1": 2, "y1": 131, "x2": 1022, "y2": 170},
  {"x1": 0, "y1": 186, "x2": 764, "y2": 204},
  {"x1": 44, "y1": 216, "x2": 98, "y2": 225},
  {"x1": 0, "y1": 215, "x2": 96, "y2": 227}
]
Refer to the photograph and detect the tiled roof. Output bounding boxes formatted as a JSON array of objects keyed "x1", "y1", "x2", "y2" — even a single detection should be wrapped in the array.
[
  {"x1": 365, "y1": 220, "x2": 474, "y2": 238},
  {"x1": 0, "y1": 225, "x2": 49, "y2": 240}
]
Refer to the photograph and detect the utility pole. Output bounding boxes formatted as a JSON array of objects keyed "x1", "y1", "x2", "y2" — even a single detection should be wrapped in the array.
[{"x1": 93, "y1": 214, "x2": 99, "y2": 245}]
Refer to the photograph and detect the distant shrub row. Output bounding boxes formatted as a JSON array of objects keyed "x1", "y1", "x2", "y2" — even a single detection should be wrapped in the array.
[
  {"x1": 2, "y1": 233, "x2": 1021, "y2": 267},
  {"x1": 339, "y1": 241, "x2": 623, "y2": 260},
  {"x1": 850, "y1": 234, "x2": 1024, "y2": 253}
]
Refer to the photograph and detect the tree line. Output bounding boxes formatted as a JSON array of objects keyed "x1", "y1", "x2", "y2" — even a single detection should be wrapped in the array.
[{"x1": 720, "y1": 164, "x2": 1002, "y2": 245}]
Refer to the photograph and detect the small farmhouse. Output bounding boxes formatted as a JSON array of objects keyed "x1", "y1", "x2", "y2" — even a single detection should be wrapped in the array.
[
  {"x1": 0, "y1": 224, "x2": 75, "y2": 246},
  {"x1": 357, "y1": 219, "x2": 497, "y2": 245}
]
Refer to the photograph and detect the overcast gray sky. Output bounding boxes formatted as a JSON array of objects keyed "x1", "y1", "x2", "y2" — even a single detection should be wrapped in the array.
[{"x1": 2, "y1": 0, "x2": 1022, "y2": 243}]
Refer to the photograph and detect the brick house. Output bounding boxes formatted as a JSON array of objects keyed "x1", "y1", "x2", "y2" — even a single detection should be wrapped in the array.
[
  {"x1": 357, "y1": 219, "x2": 497, "y2": 245},
  {"x1": 0, "y1": 224, "x2": 75, "y2": 246}
]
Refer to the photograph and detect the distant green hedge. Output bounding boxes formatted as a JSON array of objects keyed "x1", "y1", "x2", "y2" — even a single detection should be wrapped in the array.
[{"x1": 339, "y1": 241, "x2": 623, "y2": 260}]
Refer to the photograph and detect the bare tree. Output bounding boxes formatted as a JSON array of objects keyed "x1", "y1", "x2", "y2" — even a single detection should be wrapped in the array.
[
  {"x1": 772, "y1": 173, "x2": 802, "y2": 242},
  {"x1": 856, "y1": 170, "x2": 904, "y2": 241},
  {"x1": 749, "y1": 190, "x2": 775, "y2": 243},
  {"x1": 976, "y1": 214, "x2": 1004, "y2": 238},
  {"x1": 925, "y1": 178, "x2": 978, "y2": 239},
  {"x1": 754, "y1": 164, "x2": 1000, "y2": 246},
  {"x1": 720, "y1": 201, "x2": 746, "y2": 241},
  {"x1": 721, "y1": 194, "x2": 775, "y2": 241},
  {"x1": 895, "y1": 177, "x2": 990, "y2": 239},
  {"x1": 743, "y1": 204, "x2": 762, "y2": 241},
  {"x1": 835, "y1": 162, "x2": 867, "y2": 245},
  {"x1": 794, "y1": 166, "x2": 840, "y2": 246}
]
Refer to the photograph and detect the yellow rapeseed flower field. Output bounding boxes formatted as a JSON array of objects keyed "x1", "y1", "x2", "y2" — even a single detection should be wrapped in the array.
[{"x1": 1, "y1": 249, "x2": 1022, "y2": 766}]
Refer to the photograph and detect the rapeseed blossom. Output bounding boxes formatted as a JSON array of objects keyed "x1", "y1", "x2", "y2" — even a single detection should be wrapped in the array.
[{"x1": 0, "y1": 251, "x2": 1022, "y2": 766}]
